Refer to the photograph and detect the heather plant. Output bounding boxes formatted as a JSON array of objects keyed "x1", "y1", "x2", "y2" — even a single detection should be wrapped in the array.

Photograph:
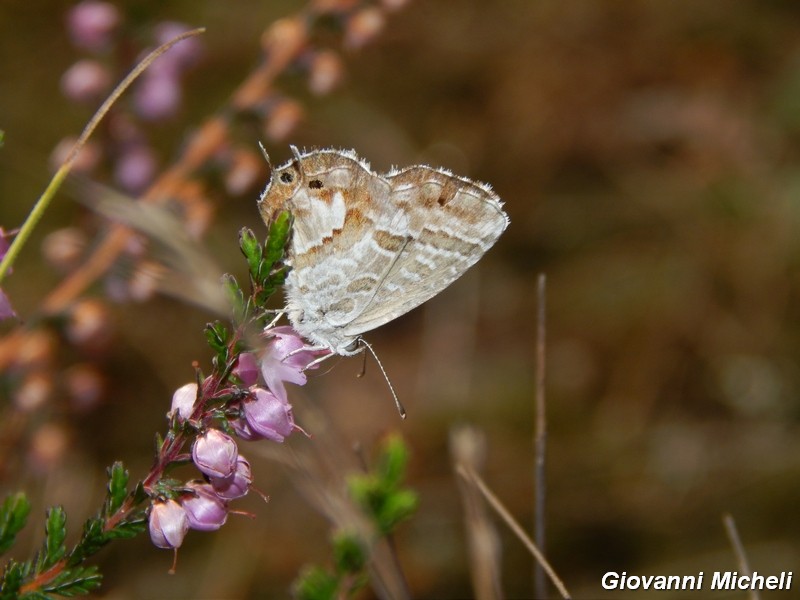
[{"x1": 0, "y1": 1, "x2": 422, "y2": 597}]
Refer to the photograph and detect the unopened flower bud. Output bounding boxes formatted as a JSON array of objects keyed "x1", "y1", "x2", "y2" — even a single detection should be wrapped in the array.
[
  {"x1": 66, "y1": 1, "x2": 120, "y2": 51},
  {"x1": 149, "y1": 499, "x2": 189, "y2": 549},
  {"x1": 345, "y1": 7, "x2": 386, "y2": 49},
  {"x1": 182, "y1": 482, "x2": 228, "y2": 531},
  {"x1": 308, "y1": 50, "x2": 344, "y2": 96},
  {"x1": 64, "y1": 363, "x2": 105, "y2": 412},
  {"x1": 42, "y1": 227, "x2": 88, "y2": 272},
  {"x1": 14, "y1": 372, "x2": 53, "y2": 412},
  {"x1": 65, "y1": 299, "x2": 111, "y2": 351},
  {"x1": 169, "y1": 382, "x2": 198, "y2": 421},
  {"x1": 192, "y1": 429, "x2": 238, "y2": 479},
  {"x1": 224, "y1": 151, "x2": 263, "y2": 196},
  {"x1": 265, "y1": 100, "x2": 303, "y2": 142},
  {"x1": 212, "y1": 456, "x2": 252, "y2": 500},
  {"x1": 243, "y1": 387, "x2": 295, "y2": 443}
]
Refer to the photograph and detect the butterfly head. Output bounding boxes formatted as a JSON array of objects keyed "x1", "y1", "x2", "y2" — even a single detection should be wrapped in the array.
[{"x1": 258, "y1": 146, "x2": 306, "y2": 221}]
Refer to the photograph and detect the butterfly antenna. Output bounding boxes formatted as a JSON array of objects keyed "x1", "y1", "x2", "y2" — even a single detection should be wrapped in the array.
[
  {"x1": 289, "y1": 145, "x2": 306, "y2": 185},
  {"x1": 359, "y1": 338, "x2": 406, "y2": 419},
  {"x1": 257, "y1": 141, "x2": 271, "y2": 167}
]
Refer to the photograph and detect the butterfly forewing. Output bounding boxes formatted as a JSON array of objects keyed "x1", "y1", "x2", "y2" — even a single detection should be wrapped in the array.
[{"x1": 259, "y1": 148, "x2": 508, "y2": 355}]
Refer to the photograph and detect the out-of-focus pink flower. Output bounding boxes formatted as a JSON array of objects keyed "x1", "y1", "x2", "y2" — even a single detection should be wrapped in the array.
[
  {"x1": 212, "y1": 456, "x2": 252, "y2": 500},
  {"x1": 134, "y1": 71, "x2": 182, "y2": 121},
  {"x1": 66, "y1": 1, "x2": 120, "y2": 51},
  {"x1": 192, "y1": 429, "x2": 238, "y2": 480},
  {"x1": 181, "y1": 482, "x2": 228, "y2": 531},
  {"x1": 61, "y1": 59, "x2": 111, "y2": 103},
  {"x1": 114, "y1": 144, "x2": 157, "y2": 192},
  {"x1": 169, "y1": 382, "x2": 198, "y2": 422},
  {"x1": 260, "y1": 326, "x2": 327, "y2": 402},
  {"x1": 233, "y1": 352, "x2": 259, "y2": 387},
  {"x1": 242, "y1": 387, "x2": 295, "y2": 443},
  {"x1": 149, "y1": 499, "x2": 189, "y2": 549},
  {"x1": 0, "y1": 289, "x2": 16, "y2": 321}
]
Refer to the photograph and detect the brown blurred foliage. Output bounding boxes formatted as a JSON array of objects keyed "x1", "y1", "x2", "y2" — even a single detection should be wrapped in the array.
[{"x1": 2, "y1": 1, "x2": 800, "y2": 598}]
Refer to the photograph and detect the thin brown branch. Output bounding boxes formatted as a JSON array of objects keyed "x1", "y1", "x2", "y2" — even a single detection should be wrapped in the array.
[{"x1": 456, "y1": 465, "x2": 571, "y2": 600}]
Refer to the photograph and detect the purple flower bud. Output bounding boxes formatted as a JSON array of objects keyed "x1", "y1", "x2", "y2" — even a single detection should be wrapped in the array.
[
  {"x1": 134, "y1": 72, "x2": 182, "y2": 121},
  {"x1": 114, "y1": 144, "x2": 156, "y2": 193},
  {"x1": 260, "y1": 326, "x2": 328, "y2": 402},
  {"x1": 66, "y1": 1, "x2": 121, "y2": 51},
  {"x1": 169, "y1": 382, "x2": 197, "y2": 421},
  {"x1": 182, "y1": 482, "x2": 228, "y2": 531},
  {"x1": 243, "y1": 387, "x2": 295, "y2": 443},
  {"x1": 61, "y1": 59, "x2": 112, "y2": 103},
  {"x1": 0, "y1": 288, "x2": 17, "y2": 322},
  {"x1": 233, "y1": 352, "x2": 259, "y2": 386},
  {"x1": 212, "y1": 456, "x2": 252, "y2": 500},
  {"x1": 149, "y1": 499, "x2": 189, "y2": 549},
  {"x1": 192, "y1": 429, "x2": 238, "y2": 479}
]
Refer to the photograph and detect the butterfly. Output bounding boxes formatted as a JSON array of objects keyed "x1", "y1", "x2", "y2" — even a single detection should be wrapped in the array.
[{"x1": 258, "y1": 146, "x2": 509, "y2": 356}]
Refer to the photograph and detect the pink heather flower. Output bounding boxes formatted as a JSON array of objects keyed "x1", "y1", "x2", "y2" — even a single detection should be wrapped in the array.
[
  {"x1": 61, "y1": 59, "x2": 111, "y2": 103},
  {"x1": 211, "y1": 456, "x2": 252, "y2": 500},
  {"x1": 242, "y1": 387, "x2": 295, "y2": 443},
  {"x1": 182, "y1": 482, "x2": 228, "y2": 531},
  {"x1": 134, "y1": 71, "x2": 182, "y2": 121},
  {"x1": 149, "y1": 499, "x2": 189, "y2": 549},
  {"x1": 192, "y1": 429, "x2": 238, "y2": 480},
  {"x1": 260, "y1": 326, "x2": 327, "y2": 402},
  {"x1": 66, "y1": 1, "x2": 121, "y2": 51},
  {"x1": 114, "y1": 144, "x2": 157, "y2": 192},
  {"x1": 168, "y1": 382, "x2": 197, "y2": 421},
  {"x1": 233, "y1": 352, "x2": 259, "y2": 386}
]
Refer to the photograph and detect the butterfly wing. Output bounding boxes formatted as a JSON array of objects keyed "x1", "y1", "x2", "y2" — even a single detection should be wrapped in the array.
[
  {"x1": 259, "y1": 149, "x2": 410, "y2": 352},
  {"x1": 340, "y1": 165, "x2": 508, "y2": 337}
]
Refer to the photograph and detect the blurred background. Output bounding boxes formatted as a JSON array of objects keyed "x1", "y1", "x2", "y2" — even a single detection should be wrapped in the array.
[{"x1": 2, "y1": 1, "x2": 800, "y2": 598}]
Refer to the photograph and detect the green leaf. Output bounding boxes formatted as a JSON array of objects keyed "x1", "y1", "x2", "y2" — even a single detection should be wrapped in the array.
[
  {"x1": 106, "y1": 463, "x2": 128, "y2": 516},
  {"x1": 375, "y1": 434, "x2": 409, "y2": 489},
  {"x1": 43, "y1": 564, "x2": 102, "y2": 597},
  {"x1": 331, "y1": 532, "x2": 366, "y2": 575},
  {"x1": 238, "y1": 227, "x2": 262, "y2": 279},
  {"x1": 222, "y1": 274, "x2": 246, "y2": 322},
  {"x1": 42, "y1": 507, "x2": 67, "y2": 570},
  {"x1": 347, "y1": 436, "x2": 418, "y2": 535},
  {"x1": 264, "y1": 210, "x2": 292, "y2": 267},
  {"x1": 204, "y1": 321, "x2": 228, "y2": 353},
  {"x1": 0, "y1": 560, "x2": 23, "y2": 600},
  {"x1": 0, "y1": 492, "x2": 31, "y2": 554},
  {"x1": 376, "y1": 489, "x2": 418, "y2": 534},
  {"x1": 292, "y1": 566, "x2": 339, "y2": 600},
  {"x1": 70, "y1": 518, "x2": 106, "y2": 564}
]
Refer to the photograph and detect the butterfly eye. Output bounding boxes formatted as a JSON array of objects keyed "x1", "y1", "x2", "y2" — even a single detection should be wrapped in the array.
[
  {"x1": 309, "y1": 179, "x2": 324, "y2": 189},
  {"x1": 280, "y1": 172, "x2": 294, "y2": 183}
]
